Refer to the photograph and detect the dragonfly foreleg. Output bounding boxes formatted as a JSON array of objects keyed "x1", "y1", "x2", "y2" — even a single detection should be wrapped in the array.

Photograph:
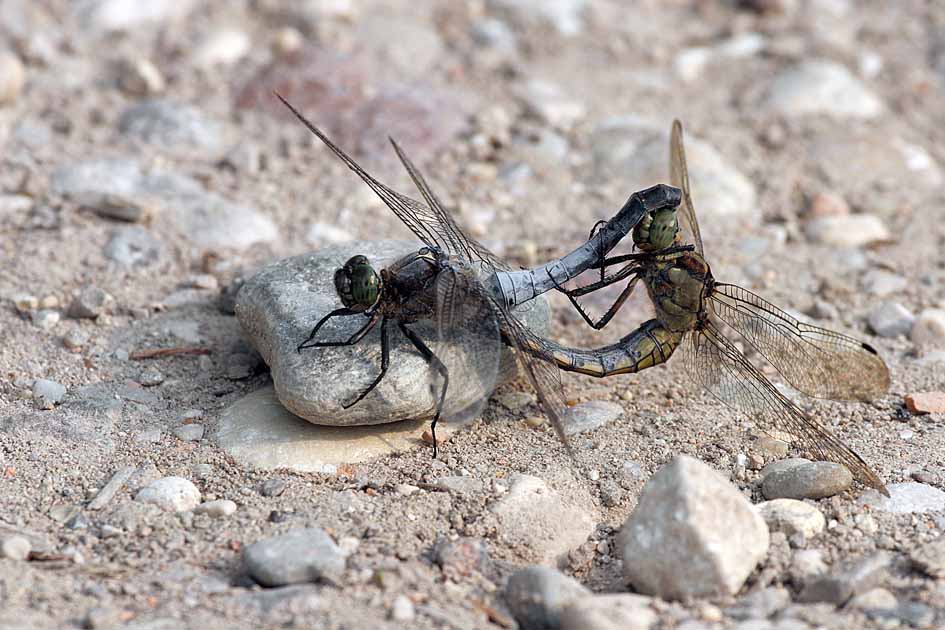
[
  {"x1": 398, "y1": 322, "x2": 449, "y2": 459},
  {"x1": 341, "y1": 316, "x2": 390, "y2": 409},
  {"x1": 297, "y1": 307, "x2": 368, "y2": 352},
  {"x1": 548, "y1": 264, "x2": 642, "y2": 329}
]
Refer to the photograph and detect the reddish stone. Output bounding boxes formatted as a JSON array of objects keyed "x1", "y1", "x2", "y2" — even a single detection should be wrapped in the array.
[{"x1": 905, "y1": 392, "x2": 945, "y2": 414}]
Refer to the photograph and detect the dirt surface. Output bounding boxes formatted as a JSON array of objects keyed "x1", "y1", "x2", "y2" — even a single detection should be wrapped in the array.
[{"x1": 2, "y1": 1, "x2": 945, "y2": 628}]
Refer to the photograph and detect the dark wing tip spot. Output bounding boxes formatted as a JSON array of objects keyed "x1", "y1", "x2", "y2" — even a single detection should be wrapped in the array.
[{"x1": 861, "y1": 342, "x2": 879, "y2": 355}]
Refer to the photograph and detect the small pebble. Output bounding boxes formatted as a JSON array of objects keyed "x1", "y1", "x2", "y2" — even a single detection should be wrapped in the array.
[
  {"x1": 194, "y1": 499, "x2": 237, "y2": 518},
  {"x1": 0, "y1": 52, "x2": 26, "y2": 104},
  {"x1": 905, "y1": 392, "x2": 945, "y2": 414},
  {"x1": 807, "y1": 192, "x2": 849, "y2": 217},
  {"x1": 805, "y1": 214, "x2": 889, "y2": 247},
  {"x1": 259, "y1": 478, "x2": 287, "y2": 497},
  {"x1": 0, "y1": 535, "x2": 31, "y2": 560},
  {"x1": 134, "y1": 476, "x2": 201, "y2": 512},
  {"x1": 32, "y1": 309, "x2": 60, "y2": 330},
  {"x1": 194, "y1": 29, "x2": 250, "y2": 67},
  {"x1": 757, "y1": 499, "x2": 826, "y2": 538},
  {"x1": 862, "y1": 270, "x2": 907, "y2": 297},
  {"x1": 68, "y1": 286, "x2": 113, "y2": 319},
  {"x1": 390, "y1": 594, "x2": 415, "y2": 622},
  {"x1": 395, "y1": 483, "x2": 419, "y2": 496},
  {"x1": 504, "y1": 566, "x2": 591, "y2": 630},
  {"x1": 62, "y1": 328, "x2": 89, "y2": 350},
  {"x1": 33, "y1": 379, "x2": 66, "y2": 409},
  {"x1": 173, "y1": 424, "x2": 205, "y2": 442},
  {"x1": 867, "y1": 302, "x2": 914, "y2": 338},
  {"x1": 911, "y1": 309, "x2": 945, "y2": 348},
  {"x1": 243, "y1": 527, "x2": 346, "y2": 587},
  {"x1": 117, "y1": 57, "x2": 165, "y2": 95},
  {"x1": 762, "y1": 461, "x2": 852, "y2": 500},
  {"x1": 137, "y1": 367, "x2": 165, "y2": 387},
  {"x1": 12, "y1": 294, "x2": 38, "y2": 312}
]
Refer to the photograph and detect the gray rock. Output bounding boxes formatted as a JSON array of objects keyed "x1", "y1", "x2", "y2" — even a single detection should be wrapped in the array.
[
  {"x1": 118, "y1": 99, "x2": 229, "y2": 159},
  {"x1": 804, "y1": 215, "x2": 889, "y2": 248},
  {"x1": 765, "y1": 60, "x2": 884, "y2": 119},
  {"x1": 559, "y1": 594, "x2": 656, "y2": 630},
  {"x1": 235, "y1": 242, "x2": 550, "y2": 426},
  {"x1": 504, "y1": 566, "x2": 590, "y2": 630},
  {"x1": 243, "y1": 527, "x2": 346, "y2": 587},
  {"x1": 490, "y1": 0, "x2": 587, "y2": 36},
  {"x1": 757, "y1": 499, "x2": 826, "y2": 539},
  {"x1": 137, "y1": 367, "x2": 165, "y2": 387},
  {"x1": 561, "y1": 400, "x2": 623, "y2": 436},
  {"x1": 761, "y1": 462, "x2": 852, "y2": 500},
  {"x1": 798, "y1": 552, "x2": 891, "y2": 605},
  {"x1": 617, "y1": 455, "x2": 769, "y2": 599},
  {"x1": 32, "y1": 379, "x2": 66, "y2": 409},
  {"x1": 77, "y1": 0, "x2": 196, "y2": 31},
  {"x1": 591, "y1": 118, "x2": 757, "y2": 224},
  {"x1": 216, "y1": 386, "x2": 428, "y2": 473},
  {"x1": 490, "y1": 474, "x2": 596, "y2": 565},
  {"x1": 32, "y1": 309, "x2": 60, "y2": 330},
  {"x1": 194, "y1": 499, "x2": 236, "y2": 518},
  {"x1": 862, "y1": 270, "x2": 908, "y2": 297},
  {"x1": 103, "y1": 226, "x2": 163, "y2": 267},
  {"x1": 68, "y1": 286, "x2": 114, "y2": 319},
  {"x1": 911, "y1": 308, "x2": 945, "y2": 348},
  {"x1": 259, "y1": 478, "x2": 287, "y2": 497},
  {"x1": 0, "y1": 535, "x2": 30, "y2": 560},
  {"x1": 858, "y1": 482, "x2": 945, "y2": 513},
  {"x1": 134, "y1": 476, "x2": 201, "y2": 512},
  {"x1": 868, "y1": 302, "x2": 915, "y2": 338},
  {"x1": 173, "y1": 424, "x2": 205, "y2": 442}
]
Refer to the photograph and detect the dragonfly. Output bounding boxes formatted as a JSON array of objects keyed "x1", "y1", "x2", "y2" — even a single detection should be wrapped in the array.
[
  {"x1": 277, "y1": 93, "x2": 681, "y2": 455},
  {"x1": 544, "y1": 120, "x2": 891, "y2": 494}
]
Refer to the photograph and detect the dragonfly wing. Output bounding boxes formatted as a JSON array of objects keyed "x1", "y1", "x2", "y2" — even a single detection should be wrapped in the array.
[
  {"x1": 278, "y1": 93, "x2": 452, "y2": 253},
  {"x1": 389, "y1": 137, "x2": 512, "y2": 271},
  {"x1": 683, "y1": 323, "x2": 887, "y2": 494},
  {"x1": 669, "y1": 120, "x2": 704, "y2": 256},
  {"x1": 709, "y1": 284, "x2": 890, "y2": 401}
]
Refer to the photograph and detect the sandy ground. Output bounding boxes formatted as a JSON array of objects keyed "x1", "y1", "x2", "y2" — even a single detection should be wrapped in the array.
[{"x1": 2, "y1": 1, "x2": 945, "y2": 628}]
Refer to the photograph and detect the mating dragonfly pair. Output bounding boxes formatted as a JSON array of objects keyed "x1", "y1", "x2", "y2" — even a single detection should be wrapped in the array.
[{"x1": 277, "y1": 94, "x2": 890, "y2": 495}]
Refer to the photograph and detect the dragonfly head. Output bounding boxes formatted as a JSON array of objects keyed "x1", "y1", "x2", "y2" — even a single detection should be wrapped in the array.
[
  {"x1": 335, "y1": 255, "x2": 381, "y2": 311},
  {"x1": 632, "y1": 207, "x2": 679, "y2": 252}
]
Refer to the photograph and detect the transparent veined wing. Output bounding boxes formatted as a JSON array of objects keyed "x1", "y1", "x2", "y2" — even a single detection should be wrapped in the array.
[
  {"x1": 683, "y1": 323, "x2": 888, "y2": 494},
  {"x1": 709, "y1": 283, "x2": 890, "y2": 402},
  {"x1": 669, "y1": 120, "x2": 704, "y2": 256}
]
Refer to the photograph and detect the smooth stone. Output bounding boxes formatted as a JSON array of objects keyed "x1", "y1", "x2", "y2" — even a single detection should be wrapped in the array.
[
  {"x1": 591, "y1": 118, "x2": 757, "y2": 222},
  {"x1": 765, "y1": 60, "x2": 884, "y2": 119},
  {"x1": 560, "y1": 594, "x2": 657, "y2": 630},
  {"x1": 504, "y1": 566, "x2": 590, "y2": 630},
  {"x1": 117, "y1": 57, "x2": 165, "y2": 96},
  {"x1": 798, "y1": 552, "x2": 891, "y2": 605},
  {"x1": 194, "y1": 499, "x2": 237, "y2": 518},
  {"x1": 103, "y1": 226, "x2": 163, "y2": 267},
  {"x1": 905, "y1": 392, "x2": 945, "y2": 414},
  {"x1": 761, "y1": 462, "x2": 852, "y2": 500},
  {"x1": 561, "y1": 400, "x2": 623, "y2": 436},
  {"x1": 858, "y1": 483, "x2": 945, "y2": 514},
  {"x1": 489, "y1": 0, "x2": 587, "y2": 36},
  {"x1": 911, "y1": 309, "x2": 945, "y2": 348},
  {"x1": 390, "y1": 594, "x2": 415, "y2": 622},
  {"x1": 757, "y1": 499, "x2": 826, "y2": 538},
  {"x1": 0, "y1": 535, "x2": 31, "y2": 560},
  {"x1": 862, "y1": 270, "x2": 908, "y2": 297},
  {"x1": 77, "y1": 0, "x2": 196, "y2": 31},
  {"x1": 68, "y1": 286, "x2": 113, "y2": 319},
  {"x1": 32, "y1": 379, "x2": 66, "y2": 409},
  {"x1": 194, "y1": 29, "x2": 250, "y2": 67},
  {"x1": 216, "y1": 386, "x2": 428, "y2": 473},
  {"x1": 173, "y1": 424, "x2": 205, "y2": 442},
  {"x1": 118, "y1": 99, "x2": 229, "y2": 159},
  {"x1": 243, "y1": 527, "x2": 346, "y2": 587},
  {"x1": 617, "y1": 455, "x2": 770, "y2": 599},
  {"x1": 804, "y1": 215, "x2": 889, "y2": 248},
  {"x1": 490, "y1": 474, "x2": 596, "y2": 565},
  {"x1": 235, "y1": 241, "x2": 550, "y2": 426},
  {"x1": 134, "y1": 476, "x2": 201, "y2": 512},
  {"x1": 0, "y1": 53, "x2": 25, "y2": 104},
  {"x1": 868, "y1": 302, "x2": 915, "y2": 338}
]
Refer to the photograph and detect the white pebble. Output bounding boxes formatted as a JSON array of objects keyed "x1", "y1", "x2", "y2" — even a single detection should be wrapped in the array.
[
  {"x1": 0, "y1": 53, "x2": 25, "y2": 104},
  {"x1": 135, "y1": 476, "x2": 201, "y2": 512},
  {"x1": 0, "y1": 535, "x2": 31, "y2": 560},
  {"x1": 194, "y1": 499, "x2": 236, "y2": 518}
]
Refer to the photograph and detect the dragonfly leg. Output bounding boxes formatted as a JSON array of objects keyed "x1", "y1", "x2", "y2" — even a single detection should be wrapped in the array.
[
  {"x1": 341, "y1": 316, "x2": 390, "y2": 409},
  {"x1": 398, "y1": 322, "x2": 449, "y2": 458},
  {"x1": 548, "y1": 265, "x2": 641, "y2": 330},
  {"x1": 586, "y1": 219, "x2": 609, "y2": 285},
  {"x1": 297, "y1": 307, "x2": 364, "y2": 352}
]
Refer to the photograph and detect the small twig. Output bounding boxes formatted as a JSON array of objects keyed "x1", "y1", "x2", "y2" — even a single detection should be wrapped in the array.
[{"x1": 129, "y1": 346, "x2": 212, "y2": 360}]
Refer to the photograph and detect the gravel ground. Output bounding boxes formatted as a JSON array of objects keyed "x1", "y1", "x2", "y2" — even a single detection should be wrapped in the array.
[{"x1": 2, "y1": 1, "x2": 945, "y2": 629}]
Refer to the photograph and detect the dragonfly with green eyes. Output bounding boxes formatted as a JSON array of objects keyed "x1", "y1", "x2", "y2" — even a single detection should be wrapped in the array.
[
  {"x1": 541, "y1": 120, "x2": 891, "y2": 494},
  {"x1": 277, "y1": 94, "x2": 682, "y2": 455}
]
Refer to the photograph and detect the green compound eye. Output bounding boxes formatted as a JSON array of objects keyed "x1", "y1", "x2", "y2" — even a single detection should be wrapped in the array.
[
  {"x1": 633, "y1": 209, "x2": 678, "y2": 251},
  {"x1": 334, "y1": 255, "x2": 380, "y2": 310}
]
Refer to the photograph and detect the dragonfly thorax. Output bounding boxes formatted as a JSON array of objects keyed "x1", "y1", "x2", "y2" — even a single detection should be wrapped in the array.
[
  {"x1": 632, "y1": 208, "x2": 679, "y2": 252},
  {"x1": 334, "y1": 255, "x2": 381, "y2": 312}
]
